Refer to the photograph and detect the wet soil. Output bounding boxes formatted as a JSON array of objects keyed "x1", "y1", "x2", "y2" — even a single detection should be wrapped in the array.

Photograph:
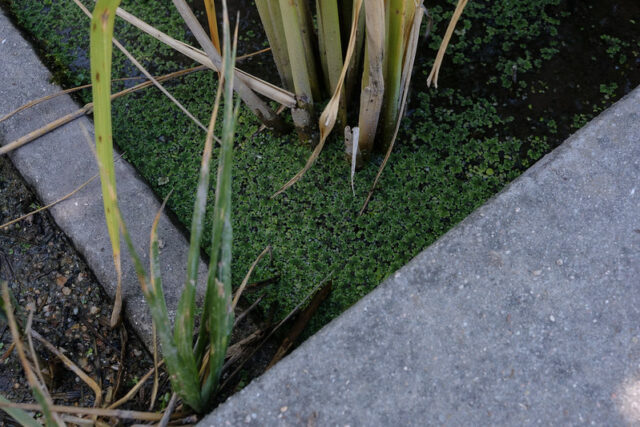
[{"x1": 0, "y1": 155, "x2": 158, "y2": 419}]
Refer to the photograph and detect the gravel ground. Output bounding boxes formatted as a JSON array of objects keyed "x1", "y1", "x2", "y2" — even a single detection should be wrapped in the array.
[
  {"x1": 0, "y1": 153, "x2": 286, "y2": 423},
  {"x1": 0, "y1": 155, "x2": 159, "y2": 421}
]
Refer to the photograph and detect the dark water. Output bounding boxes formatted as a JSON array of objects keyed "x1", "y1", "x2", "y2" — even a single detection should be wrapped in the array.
[
  {"x1": 208, "y1": 0, "x2": 639, "y2": 154},
  {"x1": 410, "y1": 0, "x2": 640, "y2": 150}
]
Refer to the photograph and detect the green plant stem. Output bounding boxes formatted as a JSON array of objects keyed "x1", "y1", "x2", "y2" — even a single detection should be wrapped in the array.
[
  {"x1": 317, "y1": 0, "x2": 346, "y2": 126},
  {"x1": 171, "y1": 0, "x2": 288, "y2": 133},
  {"x1": 278, "y1": 0, "x2": 317, "y2": 142},
  {"x1": 381, "y1": 0, "x2": 408, "y2": 148},
  {"x1": 357, "y1": 0, "x2": 386, "y2": 160},
  {"x1": 255, "y1": 0, "x2": 294, "y2": 91}
]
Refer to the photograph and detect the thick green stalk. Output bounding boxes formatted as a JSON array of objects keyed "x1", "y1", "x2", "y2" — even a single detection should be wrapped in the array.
[
  {"x1": 317, "y1": 0, "x2": 346, "y2": 126},
  {"x1": 380, "y1": 0, "x2": 409, "y2": 148},
  {"x1": 295, "y1": 0, "x2": 321, "y2": 101},
  {"x1": 278, "y1": 0, "x2": 317, "y2": 142},
  {"x1": 255, "y1": 0, "x2": 294, "y2": 91},
  {"x1": 356, "y1": 0, "x2": 385, "y2": 161},
  {"x1": 359, "y1": 0, "x2": 424, "y2": 215}
]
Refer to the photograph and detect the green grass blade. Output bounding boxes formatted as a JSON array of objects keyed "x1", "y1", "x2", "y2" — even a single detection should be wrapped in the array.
[
  {"x1": 0, "y1": 395, "x2": 41, "y2": 427},
  {"x1": 200, "y1": 3, "x2": 237, "y2": 402},
  {"x1": 148, "y1": 198, "x2": 202, "y2": 412},
  {"x1": 204, "y1": 99, "x2": 239, "y2": 401},
  {"x1": 172, "y1": 41, "x2": 225, "y2": 405},
  {"x1": 104, "y1": 187, "x2": 203, "y2": 411},
  {"x1": 90, "y1": 0, "x2": 123, "y2": 328}
]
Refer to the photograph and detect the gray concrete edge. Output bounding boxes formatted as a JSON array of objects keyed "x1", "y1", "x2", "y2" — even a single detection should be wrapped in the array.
[
  {"x1": 200, "y1": 85, "x2": 640, "y2": 425},
  {"x1": 0, "y1": 9, "x2": 208, "y2": 349}
]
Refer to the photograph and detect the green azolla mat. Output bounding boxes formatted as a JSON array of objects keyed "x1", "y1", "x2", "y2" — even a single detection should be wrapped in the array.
[{"x1": 5, "y1": 0, "x2": 637, "y2": 334}]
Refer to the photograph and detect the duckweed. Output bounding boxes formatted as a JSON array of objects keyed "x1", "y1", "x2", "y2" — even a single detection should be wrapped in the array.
[{"x1": 3, "y1": 0, "x2": 638, "y2": 335}]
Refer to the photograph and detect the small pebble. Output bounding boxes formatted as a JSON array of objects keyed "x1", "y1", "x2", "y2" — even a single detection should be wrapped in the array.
[
  {"x1": 556, "y1": 259, "x2": 563, "y2": 266},
  {"x1": 90, "y1": 306, "x2": 100, "y2": 315},
  {"x1": 62, "y1": 287, "x2": 72, "y2": 296},
  {"x1": 280, "y1": 406, "x2": 288, "y2": 413},
  {"x1": 532, "y1": 270, "x2": 542, "y2": 276},
  {"x1": 549, "y1": 315, "x2": 555, "y2": 322},
  {"x1": 133, "y1": 349, "x2": 143, "y2": 357},
  {"x1": 55, "y1": 274, "x2": 68, "y2": 287}
]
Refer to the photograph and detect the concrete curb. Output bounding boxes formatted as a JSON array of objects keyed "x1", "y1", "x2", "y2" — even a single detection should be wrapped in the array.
[
  {"x1": 201, "y1": 86, "x2": 640, "y2": 425},
  {"x1": 0, "y1": 10, "x2": 208, "y2": 348}
]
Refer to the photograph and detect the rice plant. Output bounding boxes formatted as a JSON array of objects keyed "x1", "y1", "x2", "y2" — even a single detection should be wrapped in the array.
[
  {"x1": 227, "y1": 0, "x2": 469, "y2": 189},
  {"x1": 90, "y1": 0, "x2": 243, "y2": 413},
  {"x1": 86, "y1": 0, "x2": 466, "y2": 412},
  {"x1": 91, "y1": 0, "x2": 467, "y2": 194},
  {"x1": 88, "y1": 0, "x2": 466, "y2": 405}
]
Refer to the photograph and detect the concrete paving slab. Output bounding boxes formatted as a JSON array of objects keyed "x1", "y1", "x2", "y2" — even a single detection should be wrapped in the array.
[
  {"x1": 201, "y1": 86, "x2": 640, "y2": 425},
  {"x1": 0, "y1": 10, "x2": 208, "y2": 348}
]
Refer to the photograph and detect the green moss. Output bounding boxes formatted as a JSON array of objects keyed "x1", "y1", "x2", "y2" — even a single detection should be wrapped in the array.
[{"x1": 4, "y1": 0, "x2": 639, "y2": 336}]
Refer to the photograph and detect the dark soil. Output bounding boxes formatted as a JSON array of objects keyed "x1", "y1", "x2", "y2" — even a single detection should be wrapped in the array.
[
  {"x1": 0, "y1": 155, "x2": 159, "y2": 420},
  {"x1": 0, "y1": 153, "x2": 292, "y2": 421}
]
